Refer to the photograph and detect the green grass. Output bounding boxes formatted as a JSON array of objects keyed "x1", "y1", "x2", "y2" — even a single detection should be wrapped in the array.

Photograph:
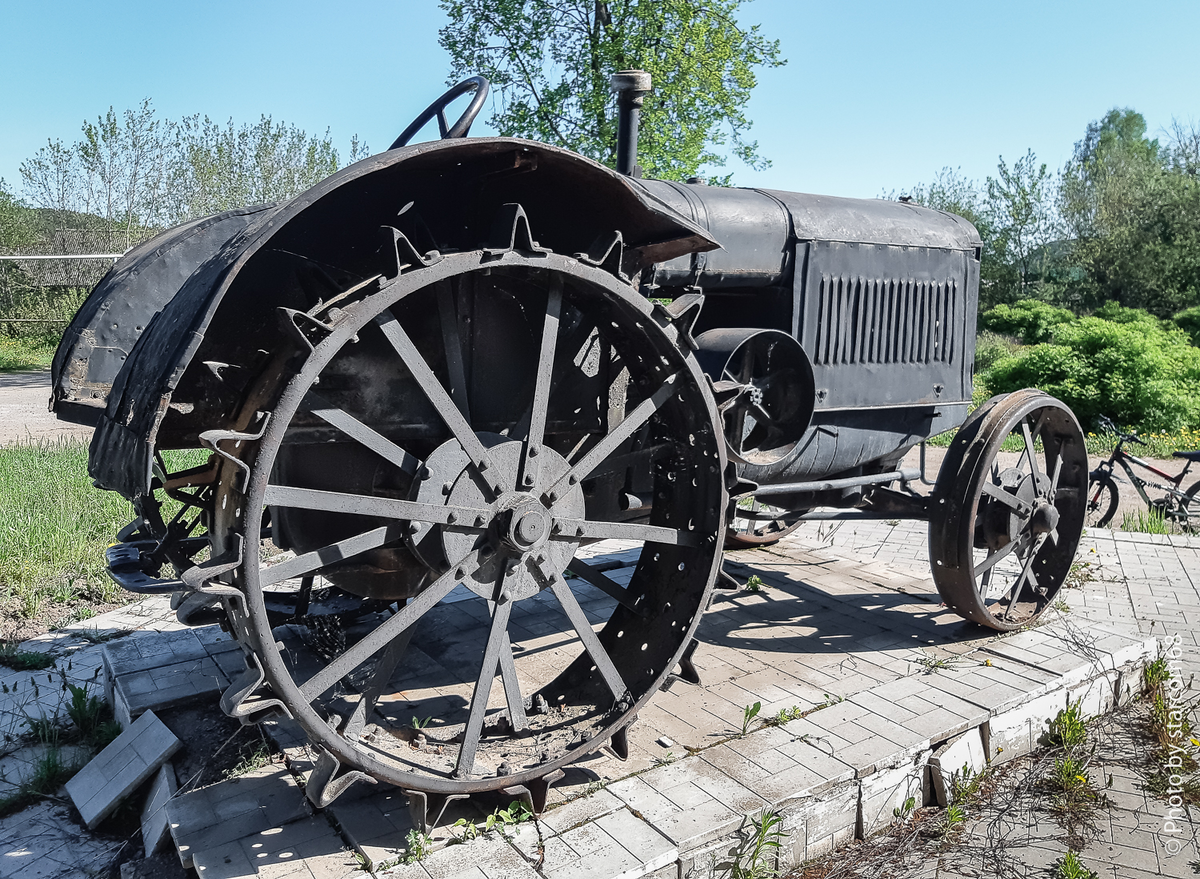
[
  {"x1": 926, "y1": 420, "x2": 1200, "y2": 458},
  {"x1": 0, "y1": 438, "x2": 134, "y2": 619},
  {"x1": 0, "y1": 333, "x2": 58, "y2": 371}
]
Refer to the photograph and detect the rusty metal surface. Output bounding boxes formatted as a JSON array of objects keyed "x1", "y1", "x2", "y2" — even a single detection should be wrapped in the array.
[
  {"x1": 50, "y1": 206, "x2": 271, "y2": 424},
  {"x1": 86, "y1": 138, "x2": 717, "y2": 499}
]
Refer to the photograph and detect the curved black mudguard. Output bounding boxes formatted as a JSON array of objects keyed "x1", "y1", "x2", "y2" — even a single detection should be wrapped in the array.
[
  {"x1": 81, "y1": 138, "x2": 717, "y2": 500},
  {"x1": 51, "y1": 206, "x2": 274, "y2": 425}
]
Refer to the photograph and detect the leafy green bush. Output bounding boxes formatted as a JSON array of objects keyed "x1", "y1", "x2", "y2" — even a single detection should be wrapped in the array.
[
  {"x1": 1174, "y1": 305, "x2": 1200, "y2": 347},
  {"x1": 974, "y1": 330, "x2": 1023, "y2": 373},
  {"x1": 980, "y1": 310, "x2": 1200, "y2": 431},
  {"x1": 979, "y1": 300, "x2": 1076, "y2": 344}
]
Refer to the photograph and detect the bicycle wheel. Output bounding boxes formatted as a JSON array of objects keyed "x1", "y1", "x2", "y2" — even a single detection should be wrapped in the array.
[
  {"x1": 1085, "y1": 473, "x2": 1118, "y2": 528},
  {"x1": 1172, "y1": 480, "x2": 1200, "y2": 533}
]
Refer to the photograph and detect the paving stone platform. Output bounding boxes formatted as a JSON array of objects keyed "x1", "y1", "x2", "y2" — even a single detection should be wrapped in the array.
[{"x1": 1, "y1": 520, "x2": 1196, "y2": 878}]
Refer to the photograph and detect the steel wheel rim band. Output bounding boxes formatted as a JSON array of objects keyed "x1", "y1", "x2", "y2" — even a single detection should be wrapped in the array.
[{"x1": 220, "y1": 251, "x2": 725, "y2": 794}]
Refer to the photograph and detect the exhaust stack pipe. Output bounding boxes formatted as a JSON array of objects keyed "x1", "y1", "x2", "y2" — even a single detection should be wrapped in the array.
[{"x1": 611, "y1": 70, "x2": 652, "y2": 177}]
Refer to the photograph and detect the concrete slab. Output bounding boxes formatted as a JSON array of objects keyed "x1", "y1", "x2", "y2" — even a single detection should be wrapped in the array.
[
  {"x1": 64, "y1": 708, "x2": 181, "y2": 830},
  {"x1": 927, "y1": 729, "x2": 985, "y2": 807},
  {"x1": 190, "y1": 815, "x2": 359, "y2": 879},
  {"x1": 166, "y1": 764, "x2": 311, "y2": 868},
  {"x1": 140, "y1": 761, "x2": 177, "y2": 857}
]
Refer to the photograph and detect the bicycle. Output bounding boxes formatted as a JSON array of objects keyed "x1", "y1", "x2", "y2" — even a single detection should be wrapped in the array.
[{"x1": 1086, "y1": 415, "x2": 1200, "y2": 530}]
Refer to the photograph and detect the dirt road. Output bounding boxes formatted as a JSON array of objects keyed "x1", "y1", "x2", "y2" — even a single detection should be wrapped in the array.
[{"x1": 0, "y1": 370, "x2": 93, "y2": 446}]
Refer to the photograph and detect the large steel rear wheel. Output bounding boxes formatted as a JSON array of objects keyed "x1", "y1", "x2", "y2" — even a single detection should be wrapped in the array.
[
  {"x1": 204, "y1": 249, "x2": 726, "y2": 805},
  {"x1": 928, "y1": 389, "x2": 1087, "y2": 631}
]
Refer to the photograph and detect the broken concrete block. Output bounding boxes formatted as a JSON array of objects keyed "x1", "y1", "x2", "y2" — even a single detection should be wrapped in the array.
[
  {"x1": 141, "y1": 762, "x2": 177, "y2": 857},
  {"x1": 927, "y1": 728, "x2": 985, "y2": 807},
  {"x1": 858, "y1": 749, "x2": 929, "y2": 836},
  {"x1": 65, "y1": 709, "x2": 181, "y2": 830}
]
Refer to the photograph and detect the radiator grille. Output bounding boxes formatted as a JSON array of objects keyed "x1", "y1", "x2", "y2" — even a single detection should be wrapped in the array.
[{"x1": 813, "y1": 275, "x2": 957, "y2": 366}]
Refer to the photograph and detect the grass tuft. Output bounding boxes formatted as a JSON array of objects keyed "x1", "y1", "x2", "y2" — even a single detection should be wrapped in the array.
[{"x1": 0, "y1": 438, "x2": 134, "y2": 624}]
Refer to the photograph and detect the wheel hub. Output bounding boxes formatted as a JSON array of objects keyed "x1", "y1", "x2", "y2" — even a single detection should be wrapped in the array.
[
  {"x1": 1030, "y1": 498, "x2": 1060, "y2": 535},
  {"x1": 408, "y1": 433, "x2": 585, "y2": 602}
]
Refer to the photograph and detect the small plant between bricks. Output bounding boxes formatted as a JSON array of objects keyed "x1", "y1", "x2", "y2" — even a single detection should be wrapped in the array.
[
  {"x1": 449, "y1": 799, "x2": 533, "y2": 843},
  {"x1": 0, "y1": 680, "x2": 118, "y2": 818},
  {"x1": 717, "y1": 809, "x2": 787, "y2": 879},
  {"x1": 740, "y1": 701, "x2": 762, "y2": 736},
  {"x1": 1142, "y1": 653, "x2": 1200, "y2": 804},
  {"x1": 402, "y1": 828, "x2": 433, "y2": 863},
  {"x1": 744, "y1": 575, "x2": 765, "y2": 593},
  {"x1": 1051, "y1": 850, "x2": 1099, "y2": 879},
  {"x1": 1040, "y1": 701, "x2": 1108, "y2": 832}
]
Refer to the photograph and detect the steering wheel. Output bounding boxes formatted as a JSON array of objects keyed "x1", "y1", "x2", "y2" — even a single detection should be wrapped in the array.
[{"x1": 390, "y1": 76, "x2": 490, "y2": 149}]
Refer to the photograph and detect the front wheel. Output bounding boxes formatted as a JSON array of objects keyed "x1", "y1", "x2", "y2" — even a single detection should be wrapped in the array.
[
  {"x1": 928, "y1": 390, "x2": 1088, "y2": 631},
  {"x1": 1085, "y1": 473, "x2": 1118, "y2": 528}
]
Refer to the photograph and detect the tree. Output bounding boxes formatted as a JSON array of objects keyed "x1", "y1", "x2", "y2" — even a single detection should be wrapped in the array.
[
  {"x1": 986, "y1": 150, "x2": 1058, "y2": 301},
  {"x1": 20, "y1": 99, "x2": 170, "y2": 251},
  {"x1": 167, "y1": 115, "x2": 368, "y2": 221},
  {"x1": 1057, "y1": 109, "x2": 1200, "y2": 316},
  {"x1": 438, "y1": 0, "x2": 785, "y2": 181},
  {"x1": 19, "y1": 101, "x2": 369, "y2": 247}
]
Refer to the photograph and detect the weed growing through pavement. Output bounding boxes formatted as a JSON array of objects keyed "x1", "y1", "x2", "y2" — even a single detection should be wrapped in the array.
[
  {"x1": 225, "y1": 740, "x2": 276, "y2": 778},
  {"x1": 1064, "y1": 560, "x2": 1097, "y2": 590},
  {"x1": 915, "y1": 654, "x2": 958, "y2": 674},
  {"x1": 1046, "y1": 700, "x2": 1089, "y2": 751},
  {"x1": 0, "y1": 679, "x2": 120, "y2": 817},
  {"x1": 764, "y1": 705, "x2": 805, "y2": 726},
  {"x1": 403, "y1": 828, "x2": 434, "y2": 863},
  {"x1": 892, "y1": 795, "x2": 917, "y2": 820},
  {"x1": 0, "y1": 641, "x2": 55, "y2": 671},
  {"x1": 449, "y1": 800, "x2": 533, "y2": 844},
  {"x1": 1051, "y1": 849, "x2": 1099, "y2": 879},
  {"x1": 745, "y1": 575, "x2": 765, "y2": 593},
  {"x1": 740, "y1": 701, "x2": 762, "y2": 736},
  {"x1": 940, "y1": 803, "x2": 966, "y2": 836},
  {"x1": 718, "y1": 809, "x2": 787, "y2": 879}
]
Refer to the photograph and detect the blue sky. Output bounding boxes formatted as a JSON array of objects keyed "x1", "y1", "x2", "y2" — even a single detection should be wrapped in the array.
[{"x1": 2, "y1": 0, "x2": 1197, "y2": 202}]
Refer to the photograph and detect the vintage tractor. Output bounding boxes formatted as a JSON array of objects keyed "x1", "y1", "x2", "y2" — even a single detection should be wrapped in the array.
[{"x1": 51, "y1": 74, "x2": 1087, "y2": 815}]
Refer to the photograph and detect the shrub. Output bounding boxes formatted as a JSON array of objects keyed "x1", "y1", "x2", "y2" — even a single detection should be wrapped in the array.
[
  {"x1": 1174, "y1": 305, "x2": 1200, "y2": 347},
  {"x1": 980, "y1": 310, "x2": 1200, "y2": 431},
  {"x1": 979, "y1": 300, "x2": 1076, "y2": 344},
  {"x1": 974, "y1": 330, "x2": 1023, "y2": 373}
]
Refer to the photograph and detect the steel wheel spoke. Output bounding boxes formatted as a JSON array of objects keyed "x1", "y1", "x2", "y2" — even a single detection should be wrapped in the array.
[
  {"x1": 1002, "y1": 534, "x2": 1046, "y2": 618},
  {"x1": 305, "y1": 391, "x2": 421, "y2": 477},
  {"x1": 437, "y1": 281, "x2": 471, "y2": 420},
  {"x1": 546, "y1": 373, "x2": 679, "y2": 502},
  {"x1": 566, "y1": 557, "x2": 645, "y2": 616},
  {"x1": 264, "y1": 485, "x2": 489, "y2": 528},
  {"x1": 298, "y1": 550, "x2": 480, "y2": 701},
  {"x1": 521, "y1": 278, "x2": 563, "y2": 491},
  {"x1": 1047, "y1": 453, "x2": 1063, "y2": 498},
  {"x1": 543, "y1": 571, "x2": 628, "y2": 702},
  {"x1": 550, "y1": 516, "x2": 697, "y2": 546},
  {"x1": 495, "y1": 610, "x2": 529, "y2": 733},
  {"x1": 981, "y1": 481, "x2": 1033, "y2": 515},
  {"x1": 341, "y1": 623, "x2": 415, "y2": 741},
  {"x1": 1021, "y1": 419, "x2": 1042, "y2": 486},
  {"x1": 456, "y1": 597, "x2": 514, "y2": 777},
  {"x1": 375, "y1": 309, "x2": 508, "y2": 496},
  {"x1": 973, "y1": 535, "x2": 1023, "y2": 579},
  {"x1": 260, "y1": 523, "x2": 409, "y2": 588}
]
